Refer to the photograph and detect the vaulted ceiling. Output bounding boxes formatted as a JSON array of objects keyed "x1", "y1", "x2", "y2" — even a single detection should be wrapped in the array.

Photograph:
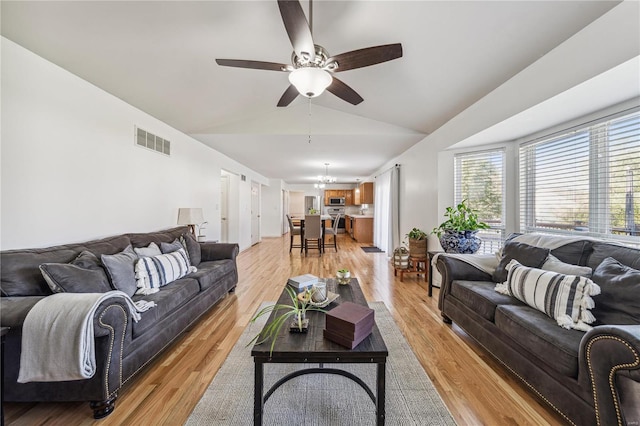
[{"x1": 1, "y1": 1, "x2": 633, "y2": 184}]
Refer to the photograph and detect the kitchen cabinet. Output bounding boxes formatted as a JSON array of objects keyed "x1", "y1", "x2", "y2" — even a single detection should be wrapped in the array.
[
  {"x1": 353, "y1": 182, "x2": 374, "y2": 205},
  {"x1": 324, "y1": 189, "x2": 352, "y2": 205},
  {"x1": 345, "y1": 190, "x2": 353, "y2": 206},
  {"x1": 345, "y1": 215, "x2": 373, "y2": 244}
]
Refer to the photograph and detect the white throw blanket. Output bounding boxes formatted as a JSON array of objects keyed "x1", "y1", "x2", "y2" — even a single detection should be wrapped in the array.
[
  {"x1": 18, "y1": 291, "x2": 152, "y2": 383},
  {"x1": 431, "y1": 253, "x2": 498, "y2": 288}
]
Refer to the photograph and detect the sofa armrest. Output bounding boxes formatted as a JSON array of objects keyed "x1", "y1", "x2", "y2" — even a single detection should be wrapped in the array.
[
  {"x1": 200, "y1": 242, "x2": 239, "y2": 262},
  {"x1": 435, "y1": 256, "x2": 493, "y2": 311},
  {"x1": 579, "y1": 325, "x2": 640, "y2": 426}
]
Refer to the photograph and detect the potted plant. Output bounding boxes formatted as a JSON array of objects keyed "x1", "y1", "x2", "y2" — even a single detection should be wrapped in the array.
[
  {"x1": 336, "y1": 268, "x2": 351, "y2": 285},
  {"x1": 406, "y1": 227, "x2": 428, "y2": 258},
  {"x1": 432, "y1": 199, "x2": 489, "y2": 254},
  {"x1": 247, "y1": 286, "x2": 326, "y2": 355}
]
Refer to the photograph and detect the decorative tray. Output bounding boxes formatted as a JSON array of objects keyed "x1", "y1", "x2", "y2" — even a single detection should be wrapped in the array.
[{"x1": 298, "y1": 291, "x2": 339, "y2": 308}]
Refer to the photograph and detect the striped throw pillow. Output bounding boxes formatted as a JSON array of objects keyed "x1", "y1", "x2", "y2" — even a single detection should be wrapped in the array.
[
  {"x1": 495, "y1": 259, "x2": 600, "y2": 331},
  {"x1": 134, "y1": 248, "x2": 195, "y2": 295}
]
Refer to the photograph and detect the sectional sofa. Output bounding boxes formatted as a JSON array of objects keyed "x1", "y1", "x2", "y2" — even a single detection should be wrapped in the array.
[
  {"x1": 1, "y1": 226, "x2": 239, "y2": 418},
  {"x1": 436, "y1": 234, "x2": 640, "y2": 426}
]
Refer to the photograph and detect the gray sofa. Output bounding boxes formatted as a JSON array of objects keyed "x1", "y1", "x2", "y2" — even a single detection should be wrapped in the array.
[
  {"x1": 437, "y1": 234, "x2": 640, "y2": 426},
  {"x1": 1, "y1": 226, "x2": 238, "y2": 419}
]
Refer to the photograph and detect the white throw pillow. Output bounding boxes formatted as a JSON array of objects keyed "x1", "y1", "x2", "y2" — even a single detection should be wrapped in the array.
[
  {"x1": 134, "y1": 248, "x2": 195, "y2": 295},
  {"x1": 541, "y1": 254, "x2": 592, "y2": 277},
  {"x1": 495, "y1": 259, "x2": 600, "y2": 331}
]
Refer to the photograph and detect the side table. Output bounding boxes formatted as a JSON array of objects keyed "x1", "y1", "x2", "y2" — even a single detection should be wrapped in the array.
[
  {"x1": 427, "y1": 251, "x2": 443, "y2": 297},
  {"x1": 394, "y1": 256, "x2": 427, "y2": 282}
]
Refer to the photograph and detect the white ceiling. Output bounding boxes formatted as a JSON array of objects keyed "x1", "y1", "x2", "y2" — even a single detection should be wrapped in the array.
[{"x1": 1, "y1": 0, "x2": 633, "y2": 184}]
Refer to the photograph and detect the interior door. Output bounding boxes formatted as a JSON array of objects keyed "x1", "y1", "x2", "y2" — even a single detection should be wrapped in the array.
[
  {"x1": 251, "y1": 181, "x2": 261, "y2": 245},
  {"x1": 220, "y1": 174, "x2": 229, "y2": 243}
]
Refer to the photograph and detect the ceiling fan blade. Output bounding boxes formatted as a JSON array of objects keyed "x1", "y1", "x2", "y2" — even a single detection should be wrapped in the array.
[
  {"x1": 327, "y1": 77, "x2": 363, "y2": 105},
  {"x1": 327, "y1": 43, "x2": 403, "y2": 72},
  {"x1": 277, "y1": 84, "x2": 300, "y2": 107},
  {"x1": 216, "y1": 59, "x2": 290, "y2": 72},
  {"x1": 277, "y1": 0, "x2": 315, "y2": 62}
]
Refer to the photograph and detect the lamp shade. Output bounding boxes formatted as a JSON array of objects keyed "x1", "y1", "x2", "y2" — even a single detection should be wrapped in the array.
[
  {"x1": 288, "y1": 68, "x2": 332, "y2": 98},
  {"x1": 177, "y1": 208, "x2": 204, "y2": 226}
]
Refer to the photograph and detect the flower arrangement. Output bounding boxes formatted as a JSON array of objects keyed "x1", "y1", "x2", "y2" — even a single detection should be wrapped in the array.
[{"x1": 247, "y1": 286, "x2": 326, "y2": 354}]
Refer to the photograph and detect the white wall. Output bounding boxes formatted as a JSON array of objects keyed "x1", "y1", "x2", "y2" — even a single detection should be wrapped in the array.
[
  {"x1": 370, "y1": 1, "x2": 639, "y2": 251},
  {"x1": 288, "y1": 192, "x2": 305, "y2": 217},
  {"x1": 261, "y1": 179, "x2": 284, "y2": 237},
  {"x1": 1, "y1": 38, "x2": 267, "y2": 250}
]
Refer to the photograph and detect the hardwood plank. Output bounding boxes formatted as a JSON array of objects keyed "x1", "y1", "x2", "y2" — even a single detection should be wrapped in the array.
[{"x1": 4, "y1": 234, "x2": 567, "y2": 425}]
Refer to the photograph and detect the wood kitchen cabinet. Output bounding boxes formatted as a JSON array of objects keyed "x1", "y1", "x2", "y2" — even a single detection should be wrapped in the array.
[
  {"x1": 353, "y1": 182, "x2": 374, "y2": 205},
  {"x1": 345, "y1": 190, "x2": 353, "y2": 206},
  {"x1": 324, "y1": 189, "x2": 353, "y2": 205},
  {"x1": 345, "y1": 215, "x2": 373, "y2": 244}
]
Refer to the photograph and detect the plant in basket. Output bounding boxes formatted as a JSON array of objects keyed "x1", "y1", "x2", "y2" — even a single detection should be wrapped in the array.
[{"x1": 405, "y1": 227, "x2": 428, "y2": 258}]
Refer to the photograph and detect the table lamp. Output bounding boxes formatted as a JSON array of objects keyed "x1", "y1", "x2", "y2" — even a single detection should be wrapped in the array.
[{"x1": 177, "y1": 208, "x2": 204, "y2": 236}]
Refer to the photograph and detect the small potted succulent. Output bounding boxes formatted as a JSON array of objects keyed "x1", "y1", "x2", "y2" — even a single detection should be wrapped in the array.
[
  {"x1": 406, "y1": 227, "x2": 428, "y2": 258},
  {"x1": 432, "y1": 199, "x2": 489, "y2": 254},
  {"x1": 336, "y1": 268, "x2": 351, "y2": 285}
]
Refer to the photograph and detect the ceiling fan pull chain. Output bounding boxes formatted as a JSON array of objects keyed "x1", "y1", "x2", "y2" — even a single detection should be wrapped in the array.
[{"x1": 308, "y1": 97, "x2": 312, "y2": 144}]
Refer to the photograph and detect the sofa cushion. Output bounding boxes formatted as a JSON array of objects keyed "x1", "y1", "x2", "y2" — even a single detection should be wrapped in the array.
[
  {"x1": 549, "y1": 240, "x2": 593, "y2": 266},
  {"x1": 180, "y1": 233, "x2": 202, "y2": 266},
  {"x1": 134, "y1": 248, "x2": 193, "y2": 294},
  {"x1": 495, "y1": 304, "x2": 584, "y2": 378},
  {"x1": 188, "y1": 260, "x2": 236, "y2": 291},
  {"x1": 131, "y1": 277, "x2": 200, "y2": 338},
  {"x1": 1, "y1": 235, "x2": 130, "y2": 297},
  {"x1": 591, "y1": 257, "x2": 640, "y2": 325},
  {"x1": 450, "y1": 280, "x2": 524, "y2": 321},
  {"x1": 587, "y1": 242, "x2": 640, "y2": 270},
  {"x1": 39, "y1": 251, "x2": 112, "y2": 293},
  {"x1": 493, "y1": 242, "x2": 550, "y2": 283},
  {"x1": 497, "y1": 260, "x2": 599, "y2": 330},
  {"x1": 101, "y1": 245, "x2": 139, "y2": 297},
  {"x1": 127, "y1": 226, "x2": 189, "y2": 248},
  {"x1": 0, "y1": 296, "x2": 46, "y2": 326},
  {"x1": 541, "y1": 254, "x2": 592, "y2": 277},
  {"x1": 133, "y1": 242, "x2": 162, "y2": 258}
]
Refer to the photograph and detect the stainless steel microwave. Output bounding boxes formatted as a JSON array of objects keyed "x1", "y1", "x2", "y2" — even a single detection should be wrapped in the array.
[{"x1": 329, "y1": 197, "x2": 345, "y2": 206}]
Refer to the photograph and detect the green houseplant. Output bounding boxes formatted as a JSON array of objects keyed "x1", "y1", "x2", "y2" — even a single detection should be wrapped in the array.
[
  {"x1": 247, "y1": 286, "x2": 326, "y2": 355},
  {"x1": 432, "y1": 199, "x2": 489, "y2": 254},
  {"x1": 405, "y1": 227, "x2": 428, "y2": 257}
]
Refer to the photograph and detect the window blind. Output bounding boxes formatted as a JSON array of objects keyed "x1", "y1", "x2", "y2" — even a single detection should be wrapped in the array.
[
  {"x1": 519, "y1": 109, "x2": 639, "y2": 243},
  {"x1": 454, "y1": 148, "x2": 505, "y2": 253}
]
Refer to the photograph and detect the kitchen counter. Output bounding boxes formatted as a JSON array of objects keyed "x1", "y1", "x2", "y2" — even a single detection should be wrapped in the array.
[{"x1": 345, "y1": 215, "x2": 374, "y2": 244}]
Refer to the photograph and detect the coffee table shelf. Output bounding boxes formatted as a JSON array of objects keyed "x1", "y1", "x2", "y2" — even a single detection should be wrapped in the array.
[{"x1": 251, "y1": 278, "x2": 388, "y2": 425}]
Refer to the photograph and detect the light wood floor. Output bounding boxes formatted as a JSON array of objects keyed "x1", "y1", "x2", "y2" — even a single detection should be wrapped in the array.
[{"x1": 5, "y1": 234, "x2": 567, "y2": 425}]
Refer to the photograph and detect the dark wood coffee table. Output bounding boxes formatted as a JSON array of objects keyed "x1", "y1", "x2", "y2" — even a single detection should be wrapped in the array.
[{"x1": 251, "y1": 278, "x2": 388, "y2": 425}]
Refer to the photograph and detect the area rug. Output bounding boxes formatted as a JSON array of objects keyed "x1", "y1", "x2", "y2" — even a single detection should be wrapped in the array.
[
  {"x1": 361, "y1": 246, "x2": 384, "y2": 253},
  {"x1": 186, "y1": 302, "x2": 456, "y2": 426}
]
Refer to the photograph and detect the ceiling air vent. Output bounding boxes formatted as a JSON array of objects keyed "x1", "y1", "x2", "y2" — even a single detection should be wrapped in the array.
[
  {"x1": 241, "y1": 174, "x2": 246, "y2": 182},
  {"x1": 135, "y1": 126, "x2": 171, "y2": 156}
]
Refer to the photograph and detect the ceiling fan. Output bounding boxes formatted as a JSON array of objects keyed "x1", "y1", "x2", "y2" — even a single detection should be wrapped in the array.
[{"x1": 215, "y1": 0, "x2": 403, "y2": 107}]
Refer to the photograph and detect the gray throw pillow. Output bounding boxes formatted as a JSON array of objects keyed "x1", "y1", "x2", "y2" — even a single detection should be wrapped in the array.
[
  {"x1": 134, "y1": 242, "x2": 162, "y2": 258},
  {"x1": 591, "y1": 257, "x2": 640, "y2": 325},
  {"x1": 180, "y1": 233, "x2": 201, "y2": 266},
  {"x1": 160, "y1": 239, "x2": 183, "y2": 254},
  {"x1": 493, "y1": 242, "x2": 550, "y2": 283},
  {"x1": 101, "y1": 245, "x2": 139, "y2": 297},
  {"x1": 40, "y1": 251, "x2": 112, "y2": 293},
  {"x1": 541, "y1": 254, "x2": 592, "y2": 277}
]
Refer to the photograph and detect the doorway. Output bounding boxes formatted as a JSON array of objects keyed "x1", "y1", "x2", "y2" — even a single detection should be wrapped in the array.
[
  {"x1": 251, "y1": 181, "x2": 261, "y2": 245},
  {"x1": 220, "y1": 174, "x2": 229, "y2": 243}
]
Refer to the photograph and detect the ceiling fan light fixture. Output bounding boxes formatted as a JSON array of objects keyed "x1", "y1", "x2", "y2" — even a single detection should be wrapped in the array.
[{"x1": 288, "y1": 67, "x2": 332, "y2": 98}]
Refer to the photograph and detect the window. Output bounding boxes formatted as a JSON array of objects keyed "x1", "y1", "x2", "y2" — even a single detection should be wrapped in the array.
[
  {"x1": 454, "y1": 148, "x2": 506, "y2": 253},
  {"x1": 519, "y1": 109, "x2": 640, "y2": 244}
]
